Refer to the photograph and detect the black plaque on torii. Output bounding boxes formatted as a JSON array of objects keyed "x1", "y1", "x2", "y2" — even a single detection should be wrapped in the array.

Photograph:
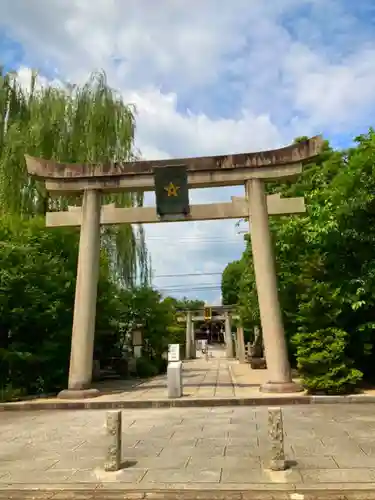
[{"x1": 154, "y1": 165, "x2": 190, "y2": 220}]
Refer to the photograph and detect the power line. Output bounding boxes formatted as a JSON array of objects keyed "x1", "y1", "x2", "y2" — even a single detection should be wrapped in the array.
[
  {"x1": 160, "y1": 290, "x2": 221, "y2": 293},
  {"x1": 145, "y1": 240, "x2": 244, "y2": 245},
  {"x1": 143, "y1": 235, "x2": 244, "y2": 238},
  {"x1": 157, "y1": 285, "x2": 222, "y2": 291},
  {"x1": 143, "y1": 238, "x2": 244, "y2": 242},
  {"x1": 159, "y1": 283, "x2": 221, "y2": 288},
  {"x1": 136, "y1": 236, "x2": 247, "y2": 242},
  {"x1": 153, "y1": 279, "x2": 223, "y2": 287},
  {"x1": 153, "y1": 272, "x2": 223, "y2": 278}
]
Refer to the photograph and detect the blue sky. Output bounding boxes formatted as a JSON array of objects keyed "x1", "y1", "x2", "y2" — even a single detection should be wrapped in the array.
[{"x1": 2, "y1": 0, "x2": 375, "y2": 304}]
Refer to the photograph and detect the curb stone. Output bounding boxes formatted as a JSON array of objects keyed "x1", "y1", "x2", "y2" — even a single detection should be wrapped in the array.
[
  {"x1": 228, "y1": 364, "x2": 241, "y2": 393},
  {"x1": 2, "y1": 486, "x2": 375, "y2": 500},
  {"x1": 1, "y1": 394, "x2": 375, "y2": 411}
]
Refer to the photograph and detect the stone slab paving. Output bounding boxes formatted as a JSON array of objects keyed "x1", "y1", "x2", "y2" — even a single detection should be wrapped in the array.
[
  {"x1": 97, "y1": 347, "x2": 242, "y2": 401},
  {"x1": 2, "y1": 403, "x2": 375, "y2": 495},
  {"x1": 0, "y1": 348, "x2": 310, "y2": 411},
  {"x1": 119, "y1": 357, "x2": 235, "y2": 400}
]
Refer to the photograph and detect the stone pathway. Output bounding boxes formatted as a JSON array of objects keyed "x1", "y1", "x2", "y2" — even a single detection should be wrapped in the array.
[
  {"x1": 2, "y1": 345, "x2": 305, "y2": 411},
  {"x1": 3, "y1": 348, "x2": 375, "y2": 414},
  {"x1": 118, "y1": 346, "x2": 245, "y2": 400},
  {"x1": 2, "y1": 404, "x2": 375, "y2": 494}
]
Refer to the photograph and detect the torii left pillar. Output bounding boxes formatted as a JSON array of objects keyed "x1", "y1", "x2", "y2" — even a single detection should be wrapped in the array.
[{"x1": 58, "y1": 189, "x2": 102, "y2": 399}]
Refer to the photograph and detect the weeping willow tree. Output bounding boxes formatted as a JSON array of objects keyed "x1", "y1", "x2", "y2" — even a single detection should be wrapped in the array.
[{"x1": 0, "y1": 68, "x2": 148, "y2": 285}]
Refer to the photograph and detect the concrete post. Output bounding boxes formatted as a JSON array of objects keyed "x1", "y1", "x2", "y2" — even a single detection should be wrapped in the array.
[
  {"x1": 105, "y1": 410, "x2": 122, "y2": 471},
  {"x1": 224, "y1": 312, "x2": 234, "y2": 358},
  {"x1": 237, "y1": 326, "x2": 246, "y2": 363},
  {"x1": 247, "y1": 179, "x2": 301, "y2": 393},
  {"x1": 167, "y1": 360, "x2": 183, "y2": 398},
  {"x1": 58, "y1": 189, "x2": 101, "y2": 399},
  {"x1": 267, "y1": 407, "x2": 287, "y2": 471}
]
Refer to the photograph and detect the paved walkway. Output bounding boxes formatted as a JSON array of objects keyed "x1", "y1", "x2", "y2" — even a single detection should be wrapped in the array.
[
  {"x1": 2, "y1": 404, "x2": 375, "y2": 495},
  {"x1": 105, "y1": 345, "x2": 270, "y2": 401},
  {"x1": 2, "y1": 345, "x2": 306, "y2": 410},
  {"x1": 109, "y1": 345, "x2": 242, "y2": 400},
  {"x1": 3, "y1": 347, "x2": 375, "y2": 415}
]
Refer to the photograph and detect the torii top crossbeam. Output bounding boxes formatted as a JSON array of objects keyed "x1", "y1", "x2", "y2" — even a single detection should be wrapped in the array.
[{"x1": 24, "y1": 136, "x2": 323, "y2": 193}]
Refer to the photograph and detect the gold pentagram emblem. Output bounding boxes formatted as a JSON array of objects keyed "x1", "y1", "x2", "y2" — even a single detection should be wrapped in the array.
[{"x1": 164, "y1": 182, "x2": 180, "y2": 197}]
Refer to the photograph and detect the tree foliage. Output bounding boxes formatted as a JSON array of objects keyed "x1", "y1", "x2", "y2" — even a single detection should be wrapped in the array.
[
  {"x1": 0, "y1": 214, "x2": 190, "y2": 398},
  {"x1": 0, "y1": 67, "x2": 148, "y2": 284},
  {"x1": 222, "y1": 129, "x2": 375, "y2": 393},
  {"x1": 0, "y1": 215, "x2": 78, "y2": 395},
  {"x1": 292, "y1": 327, "x2": 363, "y2": 394},
  {"x1": 221, "y1": 260, "x2": 245, "y2": 305},
  {"x1": 0, "y1": 68, "x2": 185, "y2": 400}
]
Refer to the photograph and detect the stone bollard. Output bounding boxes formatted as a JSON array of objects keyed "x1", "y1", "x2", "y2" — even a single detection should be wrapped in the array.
[
  {"x1": 167, "y1": 360, "x2": 183, "y2": 398},
  {"x1": 267, "y1": 407, "x2": 287, "y2": 471},
  {"x1": 105, "y1": 410, "x2": 122, "y2": 471}
]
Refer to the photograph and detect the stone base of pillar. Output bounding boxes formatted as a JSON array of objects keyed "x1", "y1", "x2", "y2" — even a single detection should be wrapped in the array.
[
  {"x1": 260, "y1": 381, "x2": 303, "y2": 394},
  {"x1": 57, "y1": 388, "x2": 100, "y2": 399}
]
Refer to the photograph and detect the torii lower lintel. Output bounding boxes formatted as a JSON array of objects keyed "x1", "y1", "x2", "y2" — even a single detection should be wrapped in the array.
[{"x1": 46, "y1": 194, "x2": 305, "y2": 227}]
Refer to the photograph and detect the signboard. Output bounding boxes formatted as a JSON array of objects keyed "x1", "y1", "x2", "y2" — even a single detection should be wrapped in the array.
[
  {"x1": 168, "y1": 344, "x2": 180, "y2": 362},
  {"x1": 132, "y1": 329, "x2": 143, "y2": 346},
  {"x1": 154, "y1": 165, "x2": 190, "y2": 218},
  {"x1": 204, "y1": 307, "x2": 212, "y2": 321}
]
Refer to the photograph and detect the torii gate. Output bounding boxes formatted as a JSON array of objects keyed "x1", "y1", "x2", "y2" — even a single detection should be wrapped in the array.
[
  {"x1": 177, "y1": 305, "x2": 240, "y2": 360},
  {"x1": 25, "y1": 136, "x2": 323, "y2": 398}
]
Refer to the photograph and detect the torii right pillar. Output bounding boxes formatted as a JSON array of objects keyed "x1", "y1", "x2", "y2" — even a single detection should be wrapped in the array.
[{"x1": 246, "y1": 178, "x2": 302, "y2": 393}]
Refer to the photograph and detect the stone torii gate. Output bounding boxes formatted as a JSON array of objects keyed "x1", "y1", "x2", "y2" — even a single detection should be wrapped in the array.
[
  {"x1": 25, "y1": 136, "x2": 323, "y2": 398},
  {"x1": 178, "y1": 306, "x2": 239, "y2": 360}
]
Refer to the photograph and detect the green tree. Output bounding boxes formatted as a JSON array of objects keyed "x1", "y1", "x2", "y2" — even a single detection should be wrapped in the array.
[
  {"x1": 0, "y1": 215, "x2": 79, "y2": 395},
  {"x1": 293, "y1": 328, "x2": 363, "y2": 394},
  {"x1": 0, "y1": 68, "x2": 154, "y2": 399},
  {"x1": 0, "y1": 214, "x2": 183, "y2": 397},
  {"x1": 0, "y1": 68, "x2": 148, "y2": 284},
  {"x1": 171, "y1": 297, "x2": 205, "y2": 310},
  {"x1": 221, "y1": 259, "x2": 246, "y2": 305},
  {"x1": 222, "y1": 129, "x2": 375, "y2": 392}
]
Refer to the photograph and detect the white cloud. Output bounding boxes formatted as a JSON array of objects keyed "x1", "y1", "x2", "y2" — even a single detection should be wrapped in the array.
[
  {"x1": 3, "y1": 0, "x2": 375, "y2": 133},
  {"x1": 3, "y1": 0, "x2": 375, "y2": 301},
  {"x1": 125, "y1": 87, "x2": 283, "y2": 160},
  {"x1": 289, "y1": 47, "x2": 375, "y2": 131}
]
